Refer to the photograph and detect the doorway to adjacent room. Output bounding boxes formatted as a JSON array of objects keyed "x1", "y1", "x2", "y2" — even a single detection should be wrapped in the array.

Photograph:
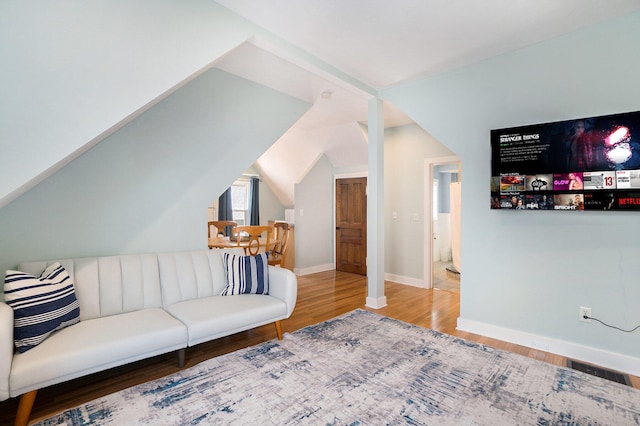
[{"x1": 424, "y1": 156, "x2": 461, "y2": 290}]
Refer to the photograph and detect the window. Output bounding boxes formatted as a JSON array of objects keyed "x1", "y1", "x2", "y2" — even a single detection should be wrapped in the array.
[{"x1": 231, "y1": 180, "x2": 250, "y2": 225}]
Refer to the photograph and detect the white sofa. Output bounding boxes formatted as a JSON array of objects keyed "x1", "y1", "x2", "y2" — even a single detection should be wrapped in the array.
[{"x1": 0, "y1": 248, "x2": 297, "y2": 426}]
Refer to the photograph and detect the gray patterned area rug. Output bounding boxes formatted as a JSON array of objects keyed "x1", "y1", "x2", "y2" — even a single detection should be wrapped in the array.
[{"x1": 35, "y1": 309, "x2": 640, "y2": 425}]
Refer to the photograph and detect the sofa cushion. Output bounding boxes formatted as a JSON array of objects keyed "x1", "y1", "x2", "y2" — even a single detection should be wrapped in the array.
[
  {"x1": 165, "y1": 294, "x2": 287, "y2": 346},
  {"x1": 221, "y1": 252, "x2": 269, "y2": 295},
  {"x1": 158, "y1": 249, "x2": 241, "y2": 306},
  {"x1": 4, "y1": 263, "x2": 80, "y2": 353},
  {"x1": 18, "y1": 254, "x2": 164, "y2": 321},
  {"x1": 9, "y1": 308, "x2": 187, "y2": 397}
]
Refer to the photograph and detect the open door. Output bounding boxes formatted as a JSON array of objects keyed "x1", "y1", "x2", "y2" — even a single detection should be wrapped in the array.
[
  {"x1": 336, "y1": 177, "x2": 367, "y2": 275},
  {"x1": 425, "y1": 156, "x2": 461, "y2": 288}
]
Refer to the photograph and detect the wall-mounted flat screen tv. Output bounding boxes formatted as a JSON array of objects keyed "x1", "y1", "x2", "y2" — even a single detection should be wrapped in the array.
[{"x1": 491, "y1": 110, "x2": 640, "y2": 211}]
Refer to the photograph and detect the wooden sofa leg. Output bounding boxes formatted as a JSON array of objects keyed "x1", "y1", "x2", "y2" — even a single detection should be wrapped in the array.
[
  {"x1": 177, "y1": 348, "x2": 186, "y2": 368},
  {"x1": 15, "y1": 389, "x2": 37, "y2": 426},
  {"x1": 274, "y1": 320, "x2": 283, "y2": 340}
]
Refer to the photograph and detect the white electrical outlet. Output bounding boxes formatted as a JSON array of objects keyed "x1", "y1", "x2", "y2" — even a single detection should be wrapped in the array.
[{"x1": 579, "y1": 306, "x2": 592, "y2": 322}]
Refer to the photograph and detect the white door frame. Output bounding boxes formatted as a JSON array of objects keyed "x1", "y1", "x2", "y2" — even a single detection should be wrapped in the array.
[{"x1": 423, "y1": 156, "x2": 461, "y2": 289}]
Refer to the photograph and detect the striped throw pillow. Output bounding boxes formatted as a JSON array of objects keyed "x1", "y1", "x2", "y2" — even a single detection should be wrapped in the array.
[
  {"x1": 221, "y1": 252, "x2": 269, "y2": 296},
  {"x1": 4, "y1": 263, "x2": 80, "y2": 353}
]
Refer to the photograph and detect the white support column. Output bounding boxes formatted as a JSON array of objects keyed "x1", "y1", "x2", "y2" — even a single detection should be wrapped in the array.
[{"x1": 365, "y1": 97, "x2": 387, "y2": 309}]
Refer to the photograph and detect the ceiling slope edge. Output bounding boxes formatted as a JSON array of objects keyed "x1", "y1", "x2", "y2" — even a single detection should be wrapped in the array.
[{"x1": 0, "y1": 43, "x2": 253, "y2": 211}]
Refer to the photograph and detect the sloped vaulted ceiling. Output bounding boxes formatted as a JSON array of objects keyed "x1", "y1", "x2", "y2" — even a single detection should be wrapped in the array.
[
  {"x1": 214, "y1": 0, "x2": 640, "y2": 206},
  {"x1": 3, "y1": 0, "x2": 640, "y2": 209},
  {"x1": 0, "y1": 1, "x2": 257, "y2": 209}
]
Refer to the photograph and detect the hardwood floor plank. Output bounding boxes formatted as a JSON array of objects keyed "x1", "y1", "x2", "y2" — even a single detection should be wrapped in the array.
[{"x1": 0, "y1": 270, "x2": 637, "y2": 425}]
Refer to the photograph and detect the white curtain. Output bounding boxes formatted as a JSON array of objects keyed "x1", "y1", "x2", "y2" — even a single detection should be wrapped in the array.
[{"x1": 449, "y1": 182, "x2": 461, "y2": 273}]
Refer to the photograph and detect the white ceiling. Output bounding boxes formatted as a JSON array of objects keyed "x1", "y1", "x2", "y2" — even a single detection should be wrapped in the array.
[{"x1": 213, "y1": 0, "x2": 640, "y2": 207}]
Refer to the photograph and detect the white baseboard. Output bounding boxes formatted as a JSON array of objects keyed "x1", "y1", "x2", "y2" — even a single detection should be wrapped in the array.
[
  {"x1": 457, "y1": 317, "x2": 640, "y2": 377},
  {"x1": 384, "y1": 273, "x2": 426, "y2": 288},
  {"x1": 294, "y1": 263, "x2": 335, "y2": 276}
]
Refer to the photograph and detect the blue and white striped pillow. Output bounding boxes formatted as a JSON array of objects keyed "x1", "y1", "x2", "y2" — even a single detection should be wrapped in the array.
[
  {"x1": 221, "y1": 252, "x2": 269, "y2": 296},
  {"x1": 4, "y1": 263, "x2": 80, "y2": 353}
]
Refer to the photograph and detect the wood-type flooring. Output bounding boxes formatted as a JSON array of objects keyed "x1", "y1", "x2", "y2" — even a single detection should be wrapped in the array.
[{"x1": 1, "y1": 270, "x2": 637, "y2": 425}]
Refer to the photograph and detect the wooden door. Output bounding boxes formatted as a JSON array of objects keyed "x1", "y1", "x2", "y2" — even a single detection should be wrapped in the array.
[{"x1": 336, "y1": 177, "x2": 367, "y2": 275}]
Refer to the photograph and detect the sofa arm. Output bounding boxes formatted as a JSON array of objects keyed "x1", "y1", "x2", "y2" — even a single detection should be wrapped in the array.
[
  {"x1": 268, "y1": 267, "x2": 297, "y2": 318},
  {"x1": 0, "y1": 302, "x2": 13, "y2": 400}
]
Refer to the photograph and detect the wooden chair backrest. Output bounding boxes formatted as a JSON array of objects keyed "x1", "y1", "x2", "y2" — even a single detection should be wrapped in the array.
[
  {"x1": 268, "y1": 222, "x2": 290, "y2": 266},
  {"x1": 208, "y1": 221, "x2": 237, "y2": 237},
  {"x1": 232, "y1": 225, "x2": 272, "y2": 256},
  {"x1": 272, "y1": 222, "x2": 290, "y2": 256}
]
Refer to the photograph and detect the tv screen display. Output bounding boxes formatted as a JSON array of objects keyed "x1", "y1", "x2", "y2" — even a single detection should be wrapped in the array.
[{"x1": 490, "y1": 110, "x2": 640, "y2": 211}]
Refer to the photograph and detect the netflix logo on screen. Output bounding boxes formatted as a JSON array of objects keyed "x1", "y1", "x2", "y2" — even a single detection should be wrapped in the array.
[{"x1": 617, "y1": 192, "x2": 640, "y2": 210}]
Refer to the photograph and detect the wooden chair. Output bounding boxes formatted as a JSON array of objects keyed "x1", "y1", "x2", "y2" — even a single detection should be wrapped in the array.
[
  {"x1": 208, "y1": 221, "x2": 237, "y2": 237},
  {"x1": 268, "y1": 222, "x2": 290, "y2": 267},
  {"x1": 231, "y1": 225, "x2": 272, "y2": 256}
]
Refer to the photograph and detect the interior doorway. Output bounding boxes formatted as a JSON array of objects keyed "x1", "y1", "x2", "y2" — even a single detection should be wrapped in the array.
[{"x1": 424, "y1": 156, "x2": 461, "y2": 289}]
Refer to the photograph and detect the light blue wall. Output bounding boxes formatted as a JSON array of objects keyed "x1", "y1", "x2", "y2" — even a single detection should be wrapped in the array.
[
  {"x1": 232, "y1": 167, "x2": 286, "y2": 226},
  {"x1": 0, "y1": 69, "x2": 309, "y2": 284},
  {"x1": 0, "y1": 0, "x2": 257, "y2": 206},
  {"x1": 258, "y1": 179, "x2": 286, "y2": 226},
  {"x1": 257, "y1": 180, "x2": 286, "y2": 226},
  {"x1": 383, "y1": 13, "x2": 640, "y2": 359},
  {"x1": 294, "y1": 155, "x2": 334, "y2": 270},
  {"x1": 384, "y1": 124, "x2": 455, "y2": 279}
]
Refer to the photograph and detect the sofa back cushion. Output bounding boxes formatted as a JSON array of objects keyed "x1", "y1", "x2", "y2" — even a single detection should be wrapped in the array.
[
  {"x1": 18, "y1": 253, "x2": 162, "y2": 321},
  {"x1": 158, "y1": 249, "x2": 240, "y2": 307}
]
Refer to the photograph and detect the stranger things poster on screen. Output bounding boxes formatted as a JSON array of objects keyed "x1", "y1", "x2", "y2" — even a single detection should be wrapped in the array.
[{"x1": 490, "y1": 110, "x2": 640, "y2": 211}]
